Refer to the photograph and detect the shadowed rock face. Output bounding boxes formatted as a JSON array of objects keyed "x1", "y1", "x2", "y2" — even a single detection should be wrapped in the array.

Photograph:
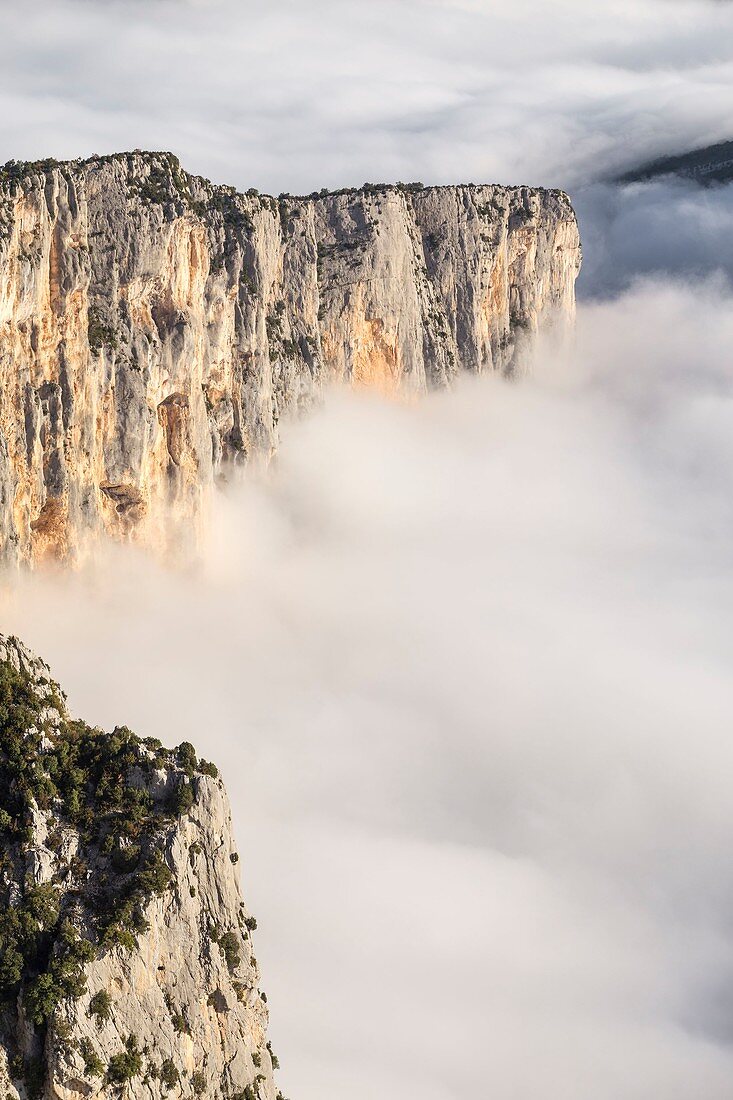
[
  {"x1": 0, "y1": 152, "x2": 581, "y2": 565},
  {"x1": 0, "y1": 632, "x2": 278, "y2": 1100}
]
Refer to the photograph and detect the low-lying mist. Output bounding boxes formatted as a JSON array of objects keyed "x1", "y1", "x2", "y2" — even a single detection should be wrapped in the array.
[
  {"x1": 5, "y1": 276, "x2": 733, "y2": 1098},
  {"x1": 576, "y1": 178, "x2": 733, "y2": 297}
]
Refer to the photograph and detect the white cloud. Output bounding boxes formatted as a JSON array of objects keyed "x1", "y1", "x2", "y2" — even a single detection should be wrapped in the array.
[
  {"x1": 3, "y1": 1, "x2": 733, "y2": 1093},
  {"x1": 6, "y1": 276, "x2": 733, "y2": 1098},
  {"x1": 0, "y1": 0, "x2": 730, "y2": 192},
  {"x1": 576, "y1": 180, "x2": 733, "y2": 296}
]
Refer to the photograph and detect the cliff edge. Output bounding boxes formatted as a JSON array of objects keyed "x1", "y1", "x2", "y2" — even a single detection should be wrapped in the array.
[
  {"x1": 0, "y1": 632, "x2": 279, "y2": 1100},
  {"x1": 0, "y1": 152, "x2": 581, "y2": 564}
]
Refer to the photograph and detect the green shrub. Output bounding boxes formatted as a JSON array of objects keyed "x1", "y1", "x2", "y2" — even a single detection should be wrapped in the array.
[
  {"x1": 23, "y1": 922, "x2": 94, "y2": 1024},
  {"x1": 79, "y1": 1037, "x2": 104, "y2": 1077},
  {"x1": 136, "y1": 854, "x2": 172, "y2": 896},
  {"x1": 191, "y1": 1069, "x2": 207, "y2": 1094},
  {"x1": 218, "y1": 931, "x2": 240, "y2": 973},
  {"x1": 87, "y1": 307, "x2": 118, "y2": 354},
  {"x1": 25, "y1": 883, "x2": 61, "y2": 929},
  {"x1": 99, "y1": 921, "x2": 138, "y2": 953},
  {"x1": 89, "y1": 989, "x2": 112, "y2": 1024},
  {"x1": 160, "y1": 1058, "x2": 179, "y2": 1089},
  {"x1": 110, "y1": 842, "x2": 141, "y2": 873},
  {"x1": 168, "y1": 779, "x2": 195, "y2": 815},
  {"x1": 176, "y1": 741, "x2": 197, "y2": 775},
  {"x1": 171, "y1": 1011, "x2": 188, "y2": 1033},
  {"x1": 107, "y1": 1035, "x2": 142, "y2": 1084},
  {"x1": 24, "y1": 972, "x2": 63, "y2": 1025}
]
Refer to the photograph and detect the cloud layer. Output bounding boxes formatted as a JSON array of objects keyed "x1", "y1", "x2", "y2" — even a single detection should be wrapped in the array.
[
  {"x1": 576, "y1": 178, "x2": 733, "y2": 296},
  {"x1": 6, "y1": 276, "x2": 733, "y2": 1098},
  {"x1": 0, "y1": 0, "x2": 731, "y2": 192},
  {"x1": 3, "y1": 2, "x2": 733, "y2": 1095}
]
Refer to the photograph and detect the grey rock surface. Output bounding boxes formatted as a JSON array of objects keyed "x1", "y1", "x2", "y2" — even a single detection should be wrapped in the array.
[
  {"x1": 0, "y1": 633, "x2": 278, "y2": 1100},
  {"x1": 0, "y1": 153, "x2": 581, "y2": 564}
]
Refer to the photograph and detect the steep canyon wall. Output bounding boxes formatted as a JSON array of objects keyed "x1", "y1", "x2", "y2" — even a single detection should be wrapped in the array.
[{"x1": 0, "y1": 153, "x2": 581, "y2": 565}]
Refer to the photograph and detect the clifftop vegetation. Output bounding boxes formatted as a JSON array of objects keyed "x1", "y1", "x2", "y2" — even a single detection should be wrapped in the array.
[{"x1": 0, "y1": 639, "x2": 220, "y2": 1096}]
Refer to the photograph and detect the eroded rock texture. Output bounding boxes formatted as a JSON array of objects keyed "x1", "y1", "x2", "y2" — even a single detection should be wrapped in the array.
[
  {"x1": 0, "y1": 632, "x2": 278, "y2": 1100},
  {"x1": 0, "y1": 153, "x2": 581, "y2": 564}
]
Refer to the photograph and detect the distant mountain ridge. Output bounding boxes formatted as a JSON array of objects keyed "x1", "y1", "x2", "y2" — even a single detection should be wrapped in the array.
[{"x1": 619, "y1": 139, "x2": 733, "y2": 185}]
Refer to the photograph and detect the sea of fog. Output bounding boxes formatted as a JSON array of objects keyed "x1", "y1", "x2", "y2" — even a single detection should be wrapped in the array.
[
  {"x1": 4, "y1": 0, "x2": 733, "y2": 1094},
  {"x1": 6, "y1": 195, "x2": 733, "y2": 1096}
]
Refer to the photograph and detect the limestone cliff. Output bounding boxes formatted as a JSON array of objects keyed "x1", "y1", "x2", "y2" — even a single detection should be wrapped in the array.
[
  {"x1": 0, "y1": 632, "x2": 279, "y2": 1100},
  {"x1": 0, "y1": 152, "x2": 581, "y2": 565}
]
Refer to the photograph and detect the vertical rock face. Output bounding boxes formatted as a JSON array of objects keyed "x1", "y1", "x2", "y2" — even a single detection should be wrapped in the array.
[
  {"x1": 0, "y1": 633, "x2": 279, "y2": 1100},
  {"x1": 0, "y1": 153, "x2": 581, "y2": 565}
]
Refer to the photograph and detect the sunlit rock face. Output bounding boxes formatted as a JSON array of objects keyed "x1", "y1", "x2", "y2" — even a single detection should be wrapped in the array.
[
  {"x1": 0, "y1": 153, "x2": 581, "y2": 565},
  {"x1": 0, "y1": 632, "x2": 278, "y2": 1100}
]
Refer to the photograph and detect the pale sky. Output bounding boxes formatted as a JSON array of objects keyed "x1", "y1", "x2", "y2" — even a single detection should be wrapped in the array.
[{"x1": 0, "y1": 0, "x2": 731, "y2": 194}]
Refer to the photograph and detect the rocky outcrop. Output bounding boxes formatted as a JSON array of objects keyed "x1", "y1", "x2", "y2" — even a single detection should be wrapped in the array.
[
  {"x1": 0, "y1": 632, "x2": 279, "y2": 1100},
  {"x1": 0, "y1": 153, "x2": 581, "y2": 565}
]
